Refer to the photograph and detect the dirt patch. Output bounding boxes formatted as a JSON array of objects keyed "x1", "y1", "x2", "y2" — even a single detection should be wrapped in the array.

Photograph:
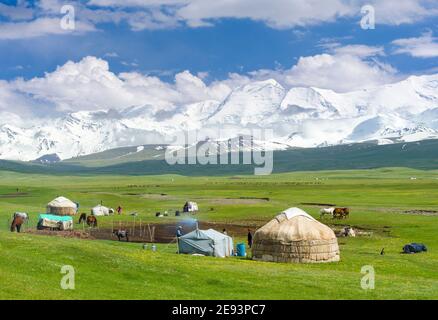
[
  {"x1": 26, "y1": 229, "x2": 95, "y2": 239},
  {"x1": 403, "y1": 210, "x2": 438, "y2": 216},
  {"x1": 0, "y1": 192, "x2": 29, "y2": 198},
  {"x1": 69, "y1": 220, "x2": 263, "y2": 243},
  {"x1": 209, "y1": 198, "x2": 268, "y2": 205},
  {"x1": 141, "y1": 193, "x2": 178, "y2": 200},
  {"x1": 300, "y1": 202, "x2": 336, "y2": 207}
]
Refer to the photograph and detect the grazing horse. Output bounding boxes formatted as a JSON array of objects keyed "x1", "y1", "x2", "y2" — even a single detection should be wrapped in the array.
[
  {"x1": 10, "y1": 212, "x2": 28, "y2": 233},
  {"x1": 320, "y1": 207, "x2": 335, "y2": 219},
  {"x1": 333, "y1": 207, "x2": 350, "y2": 219},
  {"x1": 114, "y1": 230, "x2": 129, "y2": 242},
  {"x1": 78, "y1": 213, "x2": 87, "y2": 224},
  {"x1": 86, "y1": 215, "x2": 98, "y2": 227}
]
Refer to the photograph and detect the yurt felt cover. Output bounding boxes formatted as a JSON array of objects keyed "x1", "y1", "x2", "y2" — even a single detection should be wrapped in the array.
[
  {"x1": 178, "y1": 229, "x2": 233, "y2": 257},
  {"x1": 47, "y1": 196, "x2": 77, "y2": 216},
  {"x1": 252, "y1": 207, "x2": 340, "y2": 263}
]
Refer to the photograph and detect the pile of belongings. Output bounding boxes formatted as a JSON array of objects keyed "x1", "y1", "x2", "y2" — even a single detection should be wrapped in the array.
[
  {"x1": 403, "y1": 243, "x2": 427, "y2": 254},
  {"x1": 37, "y1": 214, "x2": 74, "y2": 231}
]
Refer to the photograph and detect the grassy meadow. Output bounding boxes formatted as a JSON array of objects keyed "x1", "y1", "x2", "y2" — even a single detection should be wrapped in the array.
[{"x1": 0, "y1": 167, "x2": 437, "y2": 299}]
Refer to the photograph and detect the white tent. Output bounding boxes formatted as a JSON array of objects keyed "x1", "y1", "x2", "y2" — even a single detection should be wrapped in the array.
[
  {"x1": 91, "y1": 205, "x2": 114, "y2": 216},
  {"x1": 178, "y1": 229, "x2": 233, "y2": 257}
]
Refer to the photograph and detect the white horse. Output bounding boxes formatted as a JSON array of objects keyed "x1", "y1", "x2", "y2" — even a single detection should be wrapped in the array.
[{"x1": 320, "y1": 207, "x2": 335, "y2": 219}]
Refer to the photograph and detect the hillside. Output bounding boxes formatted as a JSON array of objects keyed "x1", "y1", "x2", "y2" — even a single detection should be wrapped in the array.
[{"x1": 1, "y1": 139, "x2": 438, "y2": 175}]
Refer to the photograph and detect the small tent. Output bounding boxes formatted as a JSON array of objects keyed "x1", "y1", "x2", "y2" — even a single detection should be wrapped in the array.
[
  {"x1": 46, "y1": 196, "x2": 77, "y2": 216},
  {"x1": 252, "y1": 207, "x2": 340, "y2": 263},
  {"x1": 183, "y1": 201, "x2": 199, "y2": 213},
  {"x1": 91, "y1": 205, "x2": 114, "y2": 216},
  {"x1": 37, "y1": 214, "x2": 73, "y2": 231},
  {"x1": 178, "y1": 229, "x2": 233, "y2": 257}
]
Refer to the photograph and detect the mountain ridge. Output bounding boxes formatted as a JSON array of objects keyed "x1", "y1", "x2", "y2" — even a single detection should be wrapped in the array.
[{"x1": 1, "y1": 73, "x2": 438, "y2": 161}]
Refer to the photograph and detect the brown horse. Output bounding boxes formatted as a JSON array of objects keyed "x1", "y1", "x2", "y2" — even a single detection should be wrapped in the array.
[
  {"x1": 86, "y1": 215, "x2": 98, "y2": 227},
  {"x1": 10, "y1": 213, "x2": 28, "y2": 232},
  {"x1": 333, "y1": 207, "x2": 349, "y2": 219}
]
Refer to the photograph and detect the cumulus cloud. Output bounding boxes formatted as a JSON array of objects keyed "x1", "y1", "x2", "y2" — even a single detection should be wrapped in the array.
[
  {"x1": 245, "y1": 44, "x2": 397, "y2": 92},
  {"x1": 0, "y1": 45, "x2": 400, "y2": 119},
  {"x1": 392, "y1": 31, "x2": 438, "y2": 58},
  {"x1": 283, "y1": 53, "x2": 397, "y2": 92},
  {"x1": 5, "y1": 56, "x2": 232, "y2": 114}
]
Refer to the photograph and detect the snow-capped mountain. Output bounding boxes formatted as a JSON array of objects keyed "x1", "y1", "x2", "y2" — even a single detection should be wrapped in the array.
[{"x1": 1, "y1": 74, "x2": 438, "y2": 161}]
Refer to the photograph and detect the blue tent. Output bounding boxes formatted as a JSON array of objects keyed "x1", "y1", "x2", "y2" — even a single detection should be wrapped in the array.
[{"x1": 178, "y1": 229, "x2": 233, "y2": 257}]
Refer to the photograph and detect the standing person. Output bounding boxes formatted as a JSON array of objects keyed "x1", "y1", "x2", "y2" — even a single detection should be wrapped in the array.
[
  {"x1": 117, "y1": 205, "x2": 122, "y2": 215},
  {"x1": 222, "y1": 228, "x2": 227, "y2": 235},
  {"x1": 176, "y1": 226, "x2": 183, "y2": 238},
  {"x1": 247, "y1": 229, "x2": 253, "y2": 248}
]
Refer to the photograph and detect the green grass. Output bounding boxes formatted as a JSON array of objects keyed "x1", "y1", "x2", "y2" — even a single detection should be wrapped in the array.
[{"x1": 0, "y1": 167, "x2": 437, "y2": 299}]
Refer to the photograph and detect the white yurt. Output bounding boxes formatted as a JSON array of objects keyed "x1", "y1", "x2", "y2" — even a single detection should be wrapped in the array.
[
  {"x1": 252, "y1": 207, "x2": 340, "y2": 263},
  {"x1": 91, "y1": 205, "x2": 114, "y2": 216},
  {"x1": 46, "y1": 196, "x2": 78, "y2": 216}
]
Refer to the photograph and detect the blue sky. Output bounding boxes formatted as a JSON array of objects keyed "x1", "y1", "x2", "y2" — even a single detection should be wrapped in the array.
[
  {"x1": 0, "y1": 0, "x2": 437, "y2": 117},
  {"x1": 0, "y1": 0, "x2": 437, "y2": 81}
]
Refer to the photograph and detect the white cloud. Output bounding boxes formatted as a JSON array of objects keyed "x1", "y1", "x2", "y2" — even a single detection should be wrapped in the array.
[
  {"x1": 176, "y1": 0, "x2": 354, "y2": 29},
  {"x1": 88, "y1": 0, "x2": 438, "y2": 29},
  {"x1": 392, "y1": 32, "x2": 438, "y2": 58},
  {"x1": 282, "y1": 53, "x2": 398, "y2": 92},
  {"x1": 245, "y1": 44, "x2": 397, "y2": 92},
  {"x1": 0, "y1": 3, "x2": 34, "y2": 21},
  {"x1": 104, "y1": 52, "x2": 119, "y2": 58},
  {"x1": 0, "y1": 0, "x2": 436, "y2": 38},
  {"x1": 0, "y1": 48, "x2": 400, "y2": 119},
  {"x1": 0, "y1": 17, "x2": 97, "y2": 40},
  {"x1": 369, "y1": 0, "x2": 438, "y2": 25},
  {"x1": 7, "y1": 56, "x2": 232, "y2": 114},
  {"x1": 327, "y1": 44, "x2": 385, "y2": 57}
]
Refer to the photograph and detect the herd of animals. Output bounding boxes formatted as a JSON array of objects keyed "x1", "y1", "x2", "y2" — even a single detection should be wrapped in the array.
[{"x1": 320, "y1": 207, "x2": 350, "y2": 219}]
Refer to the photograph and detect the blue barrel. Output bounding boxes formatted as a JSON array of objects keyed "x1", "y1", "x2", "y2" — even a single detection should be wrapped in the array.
[{"x1": 236, "y1": 243, "x2": 246, "y2": 257}]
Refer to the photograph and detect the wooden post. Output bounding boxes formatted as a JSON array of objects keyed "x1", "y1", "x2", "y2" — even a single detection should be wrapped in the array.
[{"x1": 139, "y1": 219, "x2": 142, "y2": 237}]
